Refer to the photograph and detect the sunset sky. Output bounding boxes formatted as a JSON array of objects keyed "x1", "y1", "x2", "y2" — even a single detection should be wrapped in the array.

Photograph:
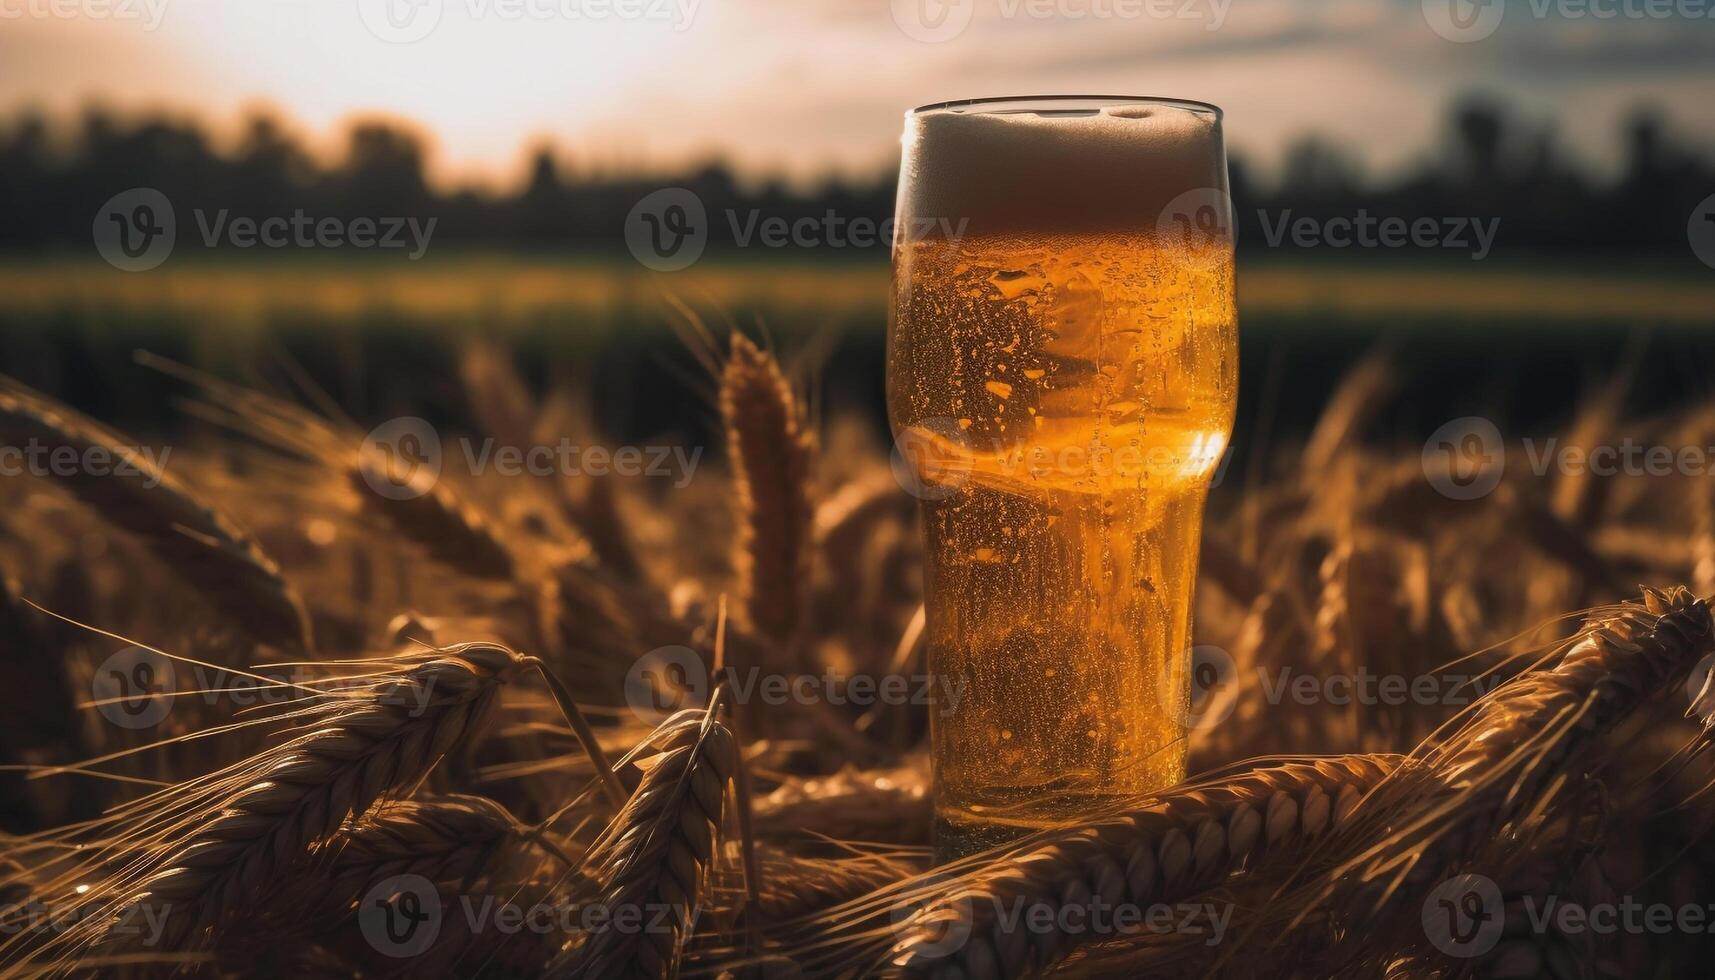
[{"x1": 4, "y1": 0, "x2": 1712, "y2": 188}]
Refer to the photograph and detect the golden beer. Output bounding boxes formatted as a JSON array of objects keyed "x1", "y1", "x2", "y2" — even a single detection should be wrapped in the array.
[{"x1": 886, "y1": 98, "x2": 1237, "y2": 859}]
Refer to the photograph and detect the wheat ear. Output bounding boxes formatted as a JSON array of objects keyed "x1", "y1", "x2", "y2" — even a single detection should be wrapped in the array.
[
  {"x1": 95, "y1": 643, "x2": 524, "y2": 954},
  {"x1": 753, "y1": 761, "x2": 932, "y2": 847},
  {"x1": 0, "y1": 377, "x2": 311, "y2": 651},
  {"x1": 278, "y1": 794, "x2": 526, "y2": 920},
  {"x1": 554, "y1": 706, "x2": 737, "y2": 978},
  {"x1": 1337, "y1": 588, "x2": 1710, "y2": 890},
  {"x1": 721, "y1": 334, "x2": 815, "y2": 657},
  {"x1": 883, "y1": 754, "x2": 1400, "y2": 980},
  {"x1": 752, "y1": 851, "x2": 919, "y2": 924},
  {"x1": 1247, "y1": 586, "x2": 1715, "y2": 971},
  {"x1": 349, "y1": 453, "x2": 518, "y2": 581}
]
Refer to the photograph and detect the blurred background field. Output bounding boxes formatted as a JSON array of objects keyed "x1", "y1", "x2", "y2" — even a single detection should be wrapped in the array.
[
  {"x1": 4, "y1": 248, "x2": 1714, "y2": 489},
  {"x1": 6, "y1": 82, "x2": 1715, "y2": 459}
]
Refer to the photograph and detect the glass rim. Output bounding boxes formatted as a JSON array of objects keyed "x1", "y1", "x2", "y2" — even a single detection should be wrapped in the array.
[{"x1": 907, "y1": 95, "x2": 1222, "y2": 121}]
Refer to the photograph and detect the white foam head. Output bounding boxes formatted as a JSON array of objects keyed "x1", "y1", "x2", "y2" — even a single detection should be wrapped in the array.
[{"x1": 897, "y1": 97, "x2": 1227, "y2": 240}]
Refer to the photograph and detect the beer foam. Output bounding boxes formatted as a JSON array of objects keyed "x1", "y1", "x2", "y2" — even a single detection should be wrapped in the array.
[{"x1": 898, "y1": 101, "x2": 1226, "y2": 238}]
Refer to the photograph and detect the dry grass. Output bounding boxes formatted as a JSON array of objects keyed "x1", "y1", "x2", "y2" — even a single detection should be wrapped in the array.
[{"x1": 2, "y1": 334, "x2": 1714, "y2": 978}]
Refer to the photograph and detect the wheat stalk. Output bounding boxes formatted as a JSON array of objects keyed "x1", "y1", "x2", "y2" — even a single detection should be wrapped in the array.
[
  {"x1": 554, "y1": 706, "x2": 737, "y2": 978},
  {"x1": 73, "y1": 643, "x2": 525, "y2": 958},
  {"x1": 751, "y1": 851, "x2": 919, "y2": 924},
  {"x1": 0, "y1": 377, "x2": 311, "y2": 652},
  {"x1": 137, "y1": 353, "x2": 522, "y2": 584},
  {"x1": 721, "y1": 334, "x2": 815, "y2": 658},
  {"x1": 752, "y1": 761, "x2": 932, "y2": 847},
  {"x1": 349, "y1": 458, "x2": 519, "y2": 581},
  {"x1": 1300, "y1": 347, "x2": 1392, "y2": 477},
  {"x1": 1240, "y1": 587, "x2": 1713, "y2": 972}
]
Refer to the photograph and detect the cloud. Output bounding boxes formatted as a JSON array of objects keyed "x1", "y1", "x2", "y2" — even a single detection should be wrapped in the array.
[{"x1": 1489, "y1": 19, "x2": 1715, "y2": 75}]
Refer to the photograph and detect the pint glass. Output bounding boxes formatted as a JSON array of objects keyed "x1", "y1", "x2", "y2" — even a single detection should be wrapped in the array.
[{"x1": 886, "y1": 97, "x2": 1237, "y2": 860}]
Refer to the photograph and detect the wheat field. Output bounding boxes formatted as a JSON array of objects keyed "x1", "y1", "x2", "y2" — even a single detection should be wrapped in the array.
[{"x1": 1, "y1": 321, "x2": 1713, "y2": 978}]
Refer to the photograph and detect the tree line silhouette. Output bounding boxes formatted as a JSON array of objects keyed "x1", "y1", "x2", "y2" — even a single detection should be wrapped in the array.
[{"x1": 1, "y1": 96, "x2": 1709, "y2": 261}]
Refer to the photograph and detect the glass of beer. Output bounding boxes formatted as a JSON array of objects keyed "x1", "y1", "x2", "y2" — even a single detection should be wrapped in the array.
[{"x1": 886, "y1": 96, "x2": 1237, "y2": 860}]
